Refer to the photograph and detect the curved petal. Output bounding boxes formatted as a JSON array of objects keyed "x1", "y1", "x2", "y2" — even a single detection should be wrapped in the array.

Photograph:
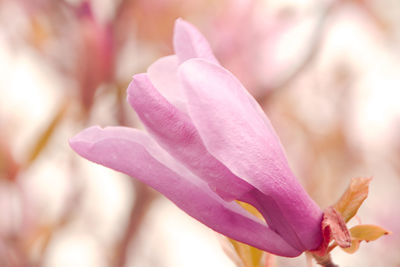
[
  {"x1": 127, "y1": 73, "x2": 252, "y2": 201},
  {"x1": 173, "y1": 18, "x2": 219, "y2": 64},
  {"x1": 69, "y1": 126, "x2": 301, "y2": 257},
  {"x1": 179, "y1": 58, "x2": 323, "y2": 251},
  {"x1": 147, "y1": 55, "x2": 187, "y2": 113}
]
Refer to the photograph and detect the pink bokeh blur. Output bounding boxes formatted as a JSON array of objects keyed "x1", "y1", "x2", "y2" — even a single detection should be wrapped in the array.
[{"x1": 0, "y1": 0, "x2": 399, "y2": 266}]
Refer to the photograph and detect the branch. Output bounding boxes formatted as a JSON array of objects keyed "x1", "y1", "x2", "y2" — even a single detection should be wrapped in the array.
[
  {"x1": 257, "y1": 0, "x2": 339, "y2": 104},
  {"x1": 113, "y1": 180, "x2": 156, "y2": 267}
]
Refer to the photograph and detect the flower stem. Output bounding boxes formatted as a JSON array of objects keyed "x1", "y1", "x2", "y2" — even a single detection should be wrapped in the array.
[{"x1": 314, "y1": 253, "x2": 338, "y2": 267}]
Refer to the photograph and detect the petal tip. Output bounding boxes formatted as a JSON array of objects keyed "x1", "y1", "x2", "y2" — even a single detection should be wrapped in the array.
[
  {"x1": 127, "y1": 73, "x2": 153, "y2": 109},
  {"x1": 173, "y1": 19, "x2": 218, "y2": 64},
  {"x1": 174, "y1": 17, "x2": 189, "y2": 32},
  {"x1": 69, "y1": 126, "x2": 105, "y2": 154},
  {"x1": 128, "y1": 73, "x2": 148, "y2": 92},
  {"x1": 69, "y1": 126, "x2": 101, "y2": 142}
]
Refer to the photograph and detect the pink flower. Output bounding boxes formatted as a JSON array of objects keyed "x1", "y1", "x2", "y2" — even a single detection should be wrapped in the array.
[{"x1": 69, "y1": 18, "x2": 323, "y2": 257}]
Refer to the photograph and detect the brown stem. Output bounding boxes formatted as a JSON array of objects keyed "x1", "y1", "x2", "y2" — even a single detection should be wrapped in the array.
[
  {"x1": 23, "y1": 98, "x2": 70, "y2": 169},
  {"x1": 113, "y1": 180, "x2": 156, "y2": 267},
  {"x1": 314, "y1": 253, "x2": 338, "y2": 267}
]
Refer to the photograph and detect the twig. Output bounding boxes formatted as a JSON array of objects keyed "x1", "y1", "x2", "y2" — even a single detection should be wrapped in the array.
[
  {"x1": 257, "y1": 0, "x2": 339, "y2": 105},
  {"x1": 306, "y1": 252, "x2": 314, "y2": 267},
  {"x1": 313, "y1": 253, "x2": 339, "y2": 267},
  {"x1": 113, "y1": 180, "x2": 156, "y2": 267}
]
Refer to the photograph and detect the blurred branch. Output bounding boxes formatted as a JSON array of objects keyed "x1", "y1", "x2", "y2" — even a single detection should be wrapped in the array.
[
  {"x1": 23, "y1": 98, "x2": 70, "y2": 169},
  {"x1": 257, "y1": 1, "x2": 339, "y2": 105},
  {"x1": 314, "y1": 253, "x2": 338, "y2": 267},
  {"x1": 28, "y1": 164, "x2": 83, "y2": 267},
  {"x1": 114, "y1": 0, "x2": 133, "y2": 23},
  {"x1": 113, "y1": 180, "x2": 156, "y2": 267},
  {"x1": 0, "y1": 138, "x2": 20, "y2": 182},
  {"x1": 349, "y1": 0, "x2": 390, "y2": 33},
  {"x1": 115, "y1": 83, "x2": 129, "y2": 126}
]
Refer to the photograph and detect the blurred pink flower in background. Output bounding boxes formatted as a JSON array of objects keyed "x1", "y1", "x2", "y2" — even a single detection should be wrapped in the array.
[
  {"x1": 74, "y1": 2, "x2": 114, "y2": 111},
  {"x1": 70, "y1": 19, "x2": 323, "y2": 257}
]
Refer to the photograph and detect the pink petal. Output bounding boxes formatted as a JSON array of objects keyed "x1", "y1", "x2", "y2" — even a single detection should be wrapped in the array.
[
  {"x1": 147, "y1": 55, "x2": 187, "y2": 113},
  {"x1": 173, "y1": 18, "x2": 218, "y2": 64},
  {"x1": 69, "y1": 126, "x2": 301, "y2": 257},
  {"x1": 127, "y1": 73, "x2": 252, "y2": 201},
  {"x1": 179, "y1": 58, "x2": 323, "y2": 251}
]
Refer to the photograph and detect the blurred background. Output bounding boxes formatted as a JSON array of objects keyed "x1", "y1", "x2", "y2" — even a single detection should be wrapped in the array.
[{"x1": 0, "y1": 0, "x2": 399, "y2": 266}]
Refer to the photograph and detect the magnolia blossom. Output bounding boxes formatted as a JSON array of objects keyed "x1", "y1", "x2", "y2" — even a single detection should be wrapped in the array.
[{"x1": 70, "y1": 18, "x2": 323, "y2": 257}]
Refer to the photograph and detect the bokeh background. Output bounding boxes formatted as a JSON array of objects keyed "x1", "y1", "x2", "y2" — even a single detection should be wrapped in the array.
[{"x1": 0, "y1": 0, "x2": 399, "y2": 266}]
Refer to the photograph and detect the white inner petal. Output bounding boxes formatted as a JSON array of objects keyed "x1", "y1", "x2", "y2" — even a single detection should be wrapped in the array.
[{"x1": 147, "y1": 55, "x2": 188, "y2": 113}]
